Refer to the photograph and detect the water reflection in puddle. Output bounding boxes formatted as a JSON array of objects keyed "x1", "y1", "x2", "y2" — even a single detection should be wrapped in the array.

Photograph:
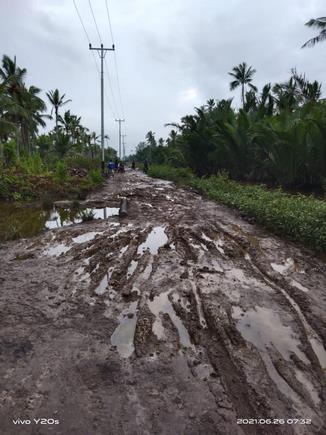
[
  {"x1": 46, "y1": 207, "x2": 119, "y2": 229},
  {"x1": 233, "y1": 305, "x2": 309, "y2": 364},
  {"x1": 127, "y1": 260, "x2": 138, "y2": 278},
  {"x1": 44, "y1": 243, "x2": 71, "y2": 257},
  {"x1": 95, "y1": 267, "x2": 114, "y2": 295},
  {"x1": 148, "y1": 290, "x2": 193, "y2": 348},
  {"x1": 72, "y1": 231, "x2": 101, "y2": 244},
  {"x1": 271, "y1": 258, "x2": 295, "y2": 275},
  {"x1": 111, "y1": 301, "x2": 138, "y2": 358},
  {"x1": 137, "y1": 226, "x2": 168, "y2": 256},
  {"x1": 233, "y1": 305, "x2": 310, "y2": 404}
]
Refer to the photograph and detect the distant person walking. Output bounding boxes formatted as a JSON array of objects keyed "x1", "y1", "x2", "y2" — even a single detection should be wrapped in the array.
[
  {"x1": 131, "y1": 160, "x2": 136, "y2": 170},
  {"x1": 143, "y1": 159, "x2": 149, "y2": 173},
  {"x1": 107, "y1": 159, "x2": 115, "y2": 177}
]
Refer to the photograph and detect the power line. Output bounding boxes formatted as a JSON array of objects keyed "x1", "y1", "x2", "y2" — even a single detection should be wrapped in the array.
[
  {"x1": 104, "y1": 58, "x2": 120, "y2": 117},
  {"x1": 88, "y1": 0, "x2": 102, "y2": 44},
  {"x1": 72, "y1": 0, "x2": 99, "y2": 73},
  {"x1": 88, "y1": 0, "x2": 120, "y2": 119},
  {"x1": 72, "y1": 0, "x2": 116, "y2": 119},
  {"x1": 104, "y1": 0, "x2": 125, "y2": 118}
]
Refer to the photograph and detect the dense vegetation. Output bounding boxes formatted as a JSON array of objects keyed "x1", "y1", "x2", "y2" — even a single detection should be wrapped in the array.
[
  {"x1": 130, "y1": 47, "x2": 326, "y2": 250},
  {"x1": 0, "y1": 54, "x2": 116, "y2": 200},
  {"x1": 132, "y1": 65, "x2": 326, "y2": 190}
]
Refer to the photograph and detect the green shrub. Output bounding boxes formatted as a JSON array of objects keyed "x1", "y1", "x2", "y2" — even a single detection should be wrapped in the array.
[
  {"x1": 19, "y1": 153, "x2": 45, "y2": 175},
  {"x1": 65, "y1": 154, "x2": 100, "y2": 171},
  {"x1": 88, "y1": 169, "x2": 103, "y2": 184},
  {"x1": 54, "y1": 161, "x2": 68, "y2": 182},
  {"x1": 3, "y1": 140, "x2": 16, "y2": 167},
  {"x1": 78, "y1": 208, "x2": 95, "y2": 222},
  {"x1": 148, "y1": 164, "x2": 195, "y2": 185}
]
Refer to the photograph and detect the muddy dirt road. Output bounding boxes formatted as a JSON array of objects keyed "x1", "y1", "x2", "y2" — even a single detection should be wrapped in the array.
[{"x1": 1, "y1": 170, "x2": 326, "y2": 434}]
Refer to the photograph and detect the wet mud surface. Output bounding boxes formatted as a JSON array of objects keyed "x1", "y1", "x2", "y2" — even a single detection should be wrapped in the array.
[{"x1": 0, "y1": 171, "x2": 326, "y2": 434}]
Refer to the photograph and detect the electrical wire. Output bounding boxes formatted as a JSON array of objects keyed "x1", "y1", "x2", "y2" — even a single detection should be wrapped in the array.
[
  {"x1": 104, "y1": 0, "x2": 125, "y2": 118},
  {"x1": 72, "y1": 0, "x2": 116, "y2": 118},
  {"x1": 72, "y1": 0, "x2": 99, "y2": 74},
  {"x1": 88, "y1": 0, "x2": 121, "y2": 119},
  {"x1": 88, "y1": 0, "x2": 103, "y2": 44},
  {"x1": 104, "y1": 58, "x2": 120, "y2": 117}
]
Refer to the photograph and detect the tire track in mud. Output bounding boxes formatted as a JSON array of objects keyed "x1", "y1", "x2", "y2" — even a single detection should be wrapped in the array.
[{"x1": 1, "y1": 171, "x2": 326, "y2": 434}]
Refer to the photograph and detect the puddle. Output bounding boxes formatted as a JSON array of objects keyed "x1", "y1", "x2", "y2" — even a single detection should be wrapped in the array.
[
  {"x1": 214, "y1": 238, "x2": 225, "y2": 254},
  {"x1": 111, "y1": 301, "x2": 138, "y2": 358},
  {"x1": 46, "y1": 207, "x2": 119, "y2": 229},
  {"x1": 127, "y1": 260, "x2": 138, "y2": 279},
  {"x1": 72, "y1": 231, "x2": 101, "y2": 244},
  {"x1": 44, "y1": 243, "x2": 71, "y2": 257},
  {"x1": 247, "y1": 254, "x2": 326, "y2": 371},
  {"x1": 142, "y1": 259, "x2": 153, "y2": 280},
  {"x1": 137, "y1": 226, "x2": 168, "y2": 256},
  {"x1": 90, "y1": 207, "x2": 119, "y2": 219},
  {"x1": 95, "y1": 267, "x2": 114, "y2": 295},
  {"x1": 233, "y1": 305, "x2": 309, "y2": 364},
  {"x1": 233, "y1": 305, "x2": 311, "y2": 405},
  {"x1": 201, "y1": 232, "x2": 212, "y2": 243},
  {"x1": 0, "y1": 202, "x2": 120, "y2": 242},
  {"x1": 119, "y1": 245, "x2": 129, "y2": 258},
  {"x1": 271, "y1": 258, "x2": 295, "y2": 275},
  {"x1": 148, "y1": 290, "x2": 193, "y2": 348}
]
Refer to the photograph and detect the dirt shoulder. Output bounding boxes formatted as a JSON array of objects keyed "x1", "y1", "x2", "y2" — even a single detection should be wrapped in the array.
[{"x1": 0, "y1": 170, "x2": 325, "y2": 435}]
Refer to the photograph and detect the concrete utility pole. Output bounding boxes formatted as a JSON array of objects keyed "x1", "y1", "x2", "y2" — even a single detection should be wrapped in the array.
[
  {"x1": 122, "y1": 134, "x2": 126, "y2": 160},
  {"x1": 89, "y1": 43, "x2": 115, "y2": 173},
  {"x1": 115, "y1": 118, "x2": 125, "y2": 159}
]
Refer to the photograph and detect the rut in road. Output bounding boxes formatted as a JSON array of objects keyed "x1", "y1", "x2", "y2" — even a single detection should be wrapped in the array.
[{"x1": 1, "y1": 170, "x2": 326, "y2": 435}]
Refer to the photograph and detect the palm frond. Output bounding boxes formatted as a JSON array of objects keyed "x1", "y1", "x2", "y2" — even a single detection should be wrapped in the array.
[
  {"x1": 302, "y1": 30, "x2": 326, "y2": 48},
  {"x1": 305, "y1": 17, "x2": 326, "y2": 29}
]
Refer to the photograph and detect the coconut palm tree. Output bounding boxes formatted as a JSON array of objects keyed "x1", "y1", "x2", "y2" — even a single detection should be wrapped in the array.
[
  {"x1": 302, "y1": 17, "x2": 326, "y2": 48},
  {"x1": 229, "y1": 62, "x2": 257, "y2": 107},
  {"x1": 46, "y1": 89, "x2": 71, "y2": 131},
  {"x1": 0, "y1": 55, "x2": 26, "y2": 97}
]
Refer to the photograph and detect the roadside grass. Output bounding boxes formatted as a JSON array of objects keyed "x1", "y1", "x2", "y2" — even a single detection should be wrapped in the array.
[
  {"x1": 148, "y1": 164, "x2": 326, "y2": 252},
  {"x1": 0, "y1": 166, "x2": 104, "y2": 202}
]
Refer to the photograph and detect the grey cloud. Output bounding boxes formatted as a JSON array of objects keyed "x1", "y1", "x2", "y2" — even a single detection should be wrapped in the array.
[{"x1": 1, "y1": 0, "x2": 326, "y2": 153}]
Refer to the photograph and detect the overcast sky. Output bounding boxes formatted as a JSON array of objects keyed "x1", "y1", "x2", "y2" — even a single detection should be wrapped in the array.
[{"x1": 1, "y1": 0, "x2": 326, "y2": 154}]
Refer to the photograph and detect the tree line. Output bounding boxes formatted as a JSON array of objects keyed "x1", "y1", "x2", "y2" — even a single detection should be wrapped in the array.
[
  {"x1": 132, "y1": 65, "x2": 326, "y2": 189},
  {"x1": 131, "y1": 16, "x2": 326, "y2": 189},
  {"x1": 0, "y1": 54, "x2": 115, "y2": 167}
]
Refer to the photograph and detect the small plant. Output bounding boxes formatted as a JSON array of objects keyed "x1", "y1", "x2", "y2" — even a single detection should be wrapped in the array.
[
  {"x1": 89, "y1": 169, "x2": 103, "y2": 184},
  {"x1": 19, "y1": 153, "x2": 45, "y2": 175},
  {"x1": 54, "y1": 161, "x2": 68, "y2": 182},
  {"x1": 12, "y1": 192, "x2": 22, "y2": 201},
  {"x1": 3, "y1": 140, "x2": 17, "y2": 167},
  {"x1": 78, "y1": 208, "x2": 95, "y2": 222}
]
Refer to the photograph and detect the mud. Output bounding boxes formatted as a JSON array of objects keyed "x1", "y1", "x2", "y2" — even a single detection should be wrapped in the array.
[{"x1": 0, "y1": 170, "x2": 326, "y2": 434}]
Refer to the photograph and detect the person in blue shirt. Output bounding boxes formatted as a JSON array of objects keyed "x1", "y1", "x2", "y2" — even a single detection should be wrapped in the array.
[{"x1": 107, "y1": 160, "x2": 115, "y2": 176}]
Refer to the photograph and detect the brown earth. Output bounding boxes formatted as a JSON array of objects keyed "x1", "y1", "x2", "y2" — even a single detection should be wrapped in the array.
[{"x1": 0, "y1": 170, "x2": 326, "y2": 435}]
